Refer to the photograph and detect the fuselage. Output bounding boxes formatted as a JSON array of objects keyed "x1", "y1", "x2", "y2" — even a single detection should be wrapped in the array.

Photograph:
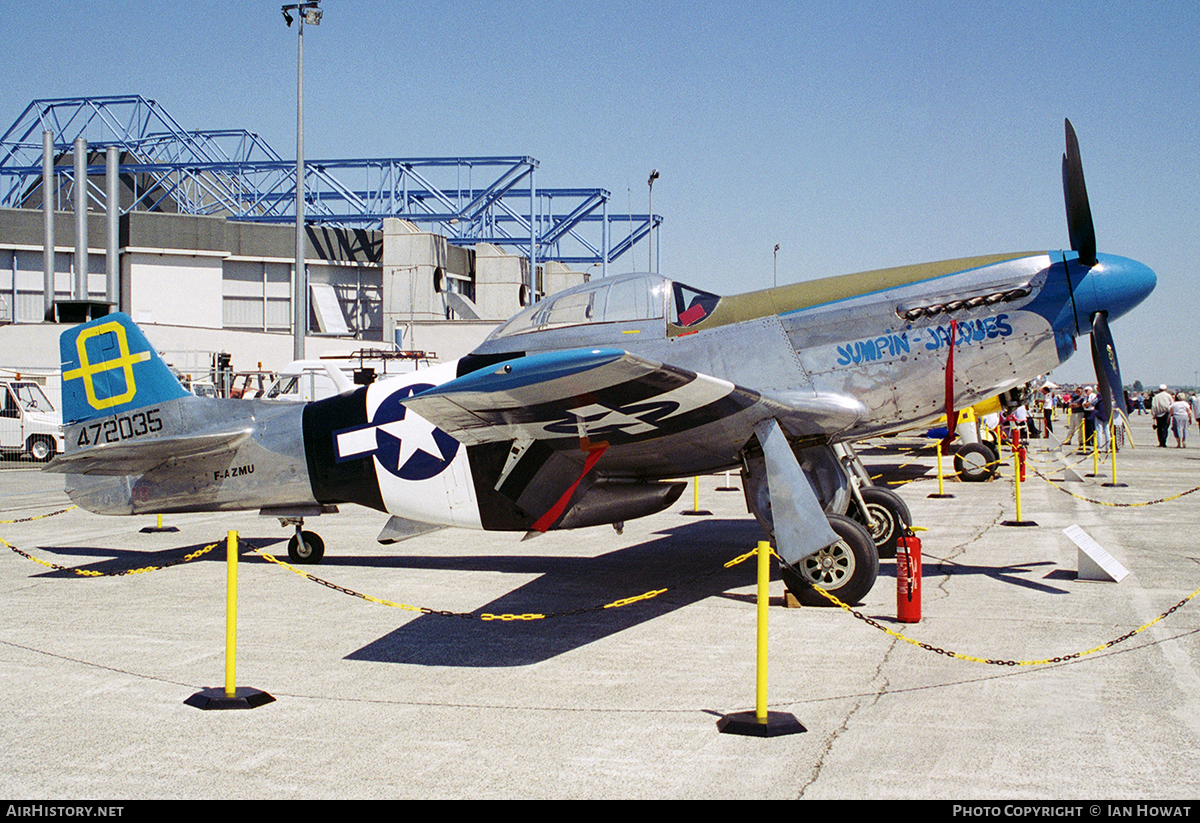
[{"x1": 55, "y1": 248, "x2": 1155, "y2": 532}]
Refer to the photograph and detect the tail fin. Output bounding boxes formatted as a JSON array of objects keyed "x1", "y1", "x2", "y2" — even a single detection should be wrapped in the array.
[{"x1": 60, "y1": 313, "x2": 190, "y2": 426}]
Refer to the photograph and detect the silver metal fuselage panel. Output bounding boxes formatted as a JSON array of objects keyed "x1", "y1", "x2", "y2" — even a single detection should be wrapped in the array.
[
  {"x1": 470, "y1": 257, "x2": 1062, "y2": 478},
  {"x1": 63, "y1": 397, "x2": 316, "y2": 515}
]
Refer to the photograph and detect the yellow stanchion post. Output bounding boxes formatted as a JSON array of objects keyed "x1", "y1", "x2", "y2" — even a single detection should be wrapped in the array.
[
  {"x1": 681, "y1": 475, "x2": 712, "y2": 516},
  {"x1": 1001, "y1": 448, "x2": 1037, "y2": 527},
  {"x1": 755, "y1": 539, "x2": 769, "y2": 723},
  {"x1": 928, "y1": 440, "x2": 955, "y2": 498},
  {"x1": 718, "y1": 542, "x2": 805, "y2": 737},
  {"x1": 1014, "y1": 453, "x2": 1024, "y2": 520},
  {"x1": 225, "y1": 530, "x2": 238, "y2": 699},
  {"x1": 185, "y1": 530, "x2": 275, "y2": 710},
  {"x1": 139, "y1": 511, "x2": 179, "y2": 534},
  {"x1": 1103, "y1": 420, "x2": 1128, "y2": 488}
]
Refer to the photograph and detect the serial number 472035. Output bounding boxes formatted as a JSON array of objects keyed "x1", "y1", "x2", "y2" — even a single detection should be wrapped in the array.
[{"x1": 76, "y1": 408, "x2": 163, "y2": 447}]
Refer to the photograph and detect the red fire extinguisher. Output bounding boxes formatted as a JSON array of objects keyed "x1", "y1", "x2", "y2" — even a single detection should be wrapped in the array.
[{"x1": 896, "y1": 528, "x2": 921, "y2": 623}]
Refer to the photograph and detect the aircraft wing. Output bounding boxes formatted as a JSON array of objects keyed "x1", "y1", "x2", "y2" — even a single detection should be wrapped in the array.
[
  {"x1": 400, "y1": 348, "x2": 865, "y2": 449},
  {"x1": 403, "y1": 348, "x2": 862, "y2": 560},
  {"x1": 43, "y1": 429, "x2": 253, "y2": 476}
]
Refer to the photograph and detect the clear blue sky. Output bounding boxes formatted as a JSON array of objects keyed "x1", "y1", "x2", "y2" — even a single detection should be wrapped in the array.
[{"x1": 4, "y1": 1, "x2": 1198, "y2": 386}]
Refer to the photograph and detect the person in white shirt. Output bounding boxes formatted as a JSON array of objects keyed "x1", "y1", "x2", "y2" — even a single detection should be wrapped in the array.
[
  {"x1": 1152, "y1": 385, "x2": 1174, "y2": 447},
  {"x1": 1171, "y1": 392, "x2": 1194, "y2": 448}
]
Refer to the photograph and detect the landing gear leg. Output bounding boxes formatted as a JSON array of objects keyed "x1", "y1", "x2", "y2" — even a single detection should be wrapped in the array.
[
  {"x1": 741, "y1": 434, "x2": 881, "y2": 607},
  {"x1": 280, "y1": 517, "x2": 325, "y2": 564},
  {"x1": 836, "y1": 443, "x2": 912, "y2": 560}
]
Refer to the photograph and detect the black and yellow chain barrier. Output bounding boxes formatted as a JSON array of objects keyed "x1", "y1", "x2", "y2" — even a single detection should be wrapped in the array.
[
  {"x1": 809, "y1": 571, "x2": 1200, "y2": 666},
  {"x1": 8, "y1": 514, "x2": 1197, "y2": 664},
  {"x1": 3, "y1": 535, "x2": 220, "y2": 576},
  {"x1": 0, "y1": 505, "x2": 77, "y2": 525},
  {"x1": 1032, "y1": 467, "x2": 1200, "y2": 508}
]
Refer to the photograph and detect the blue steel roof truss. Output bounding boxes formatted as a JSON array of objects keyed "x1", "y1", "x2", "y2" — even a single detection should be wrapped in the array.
[{"x1": 0, "y1": 96, "x2": 658, "y2": 267}]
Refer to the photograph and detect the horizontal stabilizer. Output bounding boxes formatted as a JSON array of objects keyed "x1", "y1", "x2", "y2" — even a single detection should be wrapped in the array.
[{"x1": 44, "y1": 429, "x2": 253, "y2": 476}]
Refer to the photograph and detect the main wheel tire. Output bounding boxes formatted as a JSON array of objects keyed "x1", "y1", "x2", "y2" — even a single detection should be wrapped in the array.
[
  {"x1": 287, "y1": 531, "x2": 325, "y2": 564},
  {"x1": 852, "y1": 486, "x2": 911, "y2": 559},
  {"x1": 954, "y1": 442, "x2": 997, "y2": 482},
  {"x1": 781, "y1": 513, "x2": 879, "y2": 607},
  {"x1": 27, "y1": 437, "x2": 55, "y2": 462}
]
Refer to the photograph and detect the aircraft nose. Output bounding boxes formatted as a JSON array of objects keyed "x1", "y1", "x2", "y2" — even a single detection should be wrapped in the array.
[{"x1": 1088, "y1": 253, "x2": 1156, "y2": 321}]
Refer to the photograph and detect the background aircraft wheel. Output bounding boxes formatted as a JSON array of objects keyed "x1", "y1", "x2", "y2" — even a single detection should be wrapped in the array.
[
  {"x1": 954, "y1": 443, "x2": 997, "y2": 482},
  {"x1": 27, "y1": 436, "x2": 55, "y2": 462},
  {"x1": 851, "y1": 486, "x2": 911, "y2": 559},
  {"x1": 287, "y1": 531, "x2": 325, "y2": 564},
  {"x1": 781, "y1": 513, "x2": 879, "y2": 607}
]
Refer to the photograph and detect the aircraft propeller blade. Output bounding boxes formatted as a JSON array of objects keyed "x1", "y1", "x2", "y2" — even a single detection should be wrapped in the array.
[
  {"x1": 1089, "y1": 311, "x2": 1129, "y2": 430},
  {"x1": 1062, "y1": 118, "x2": 1098, "y2": 267}
]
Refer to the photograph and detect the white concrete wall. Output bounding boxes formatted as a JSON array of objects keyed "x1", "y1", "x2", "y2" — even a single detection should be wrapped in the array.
[
  {"x1": 126, "y1": 251, "x2": 225, "y2": 328},
  {"x1": 473, "y1": 242, "x2": 527, "y2": 320},
  {"x1": 382, "y1": 219, "x2": 445, "y2": 331},
  {"x1": 543, "y1": 260, "x2": 589, "y2": 296}
]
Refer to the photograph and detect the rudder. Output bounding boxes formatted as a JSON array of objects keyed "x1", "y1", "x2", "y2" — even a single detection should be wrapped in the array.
[{"x1": 60, "y1": 313, "x2": 190, "y2": 426}]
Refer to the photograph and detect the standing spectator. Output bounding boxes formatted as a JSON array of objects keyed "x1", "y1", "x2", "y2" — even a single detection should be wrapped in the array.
[
  {"x1": 1192, "y1": 393, "x2": 1200, "y2": 439},
  {"x1": 1171, "y1": 392, "x2": 1194, "y2": 448},
  {"x1": 1064, "y1": 387, "x2": 1087, "y2": 449},
  {"x1": 1084, "y1": 386, "x2": 1109, "y2": 452},
  {"x1": 1152, "y1": 385, "x2": 1174, "y2": 448}
]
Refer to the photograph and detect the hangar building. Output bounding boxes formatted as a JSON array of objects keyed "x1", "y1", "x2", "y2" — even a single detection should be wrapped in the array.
[{"x1": 0, "y1": 96, "x2": 659, "y2": 383}]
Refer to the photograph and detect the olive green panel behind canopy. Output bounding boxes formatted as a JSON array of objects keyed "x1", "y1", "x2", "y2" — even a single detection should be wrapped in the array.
[{"x1": 668, "y1": 252, "x2": 1041, "y2": 336}]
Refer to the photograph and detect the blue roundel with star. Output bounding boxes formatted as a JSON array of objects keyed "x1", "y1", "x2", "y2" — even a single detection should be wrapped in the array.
[
  {"x1": 373, "y1": 384, "x2": 460, "y2": 480},
  {"x1": 333, "y1": 383, "x2": 459, "y2": 481}
]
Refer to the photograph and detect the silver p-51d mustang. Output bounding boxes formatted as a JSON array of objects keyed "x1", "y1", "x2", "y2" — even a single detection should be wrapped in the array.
[{"x1": 47, "y1": 121, "x2": 1155, "y2": 606}]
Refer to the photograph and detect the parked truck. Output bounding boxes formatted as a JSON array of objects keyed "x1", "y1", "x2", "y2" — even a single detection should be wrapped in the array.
[{"x1": 0, "y1": 379, "x2": 64, "y2": 461}]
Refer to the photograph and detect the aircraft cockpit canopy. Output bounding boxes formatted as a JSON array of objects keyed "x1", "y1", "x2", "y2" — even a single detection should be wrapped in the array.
[{"x1": 485, "y1": 273, "x2": 723, "y2": 342}]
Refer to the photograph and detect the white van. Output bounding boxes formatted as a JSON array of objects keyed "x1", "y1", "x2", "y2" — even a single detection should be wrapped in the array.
[
  {"x1": 0, "y1": 380, "x2": 64, "y2": 461},
  {"x1": 262, "y1": 361, "x2": 356, "y2": 403},
  {"x1": 262, "y1": 351, "x2": 433, "y2": 403}
]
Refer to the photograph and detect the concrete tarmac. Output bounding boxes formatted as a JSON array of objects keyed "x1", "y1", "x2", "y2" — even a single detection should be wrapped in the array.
[{"x1": 2, "y1": 426, "x2": 1199, "y2": 799}]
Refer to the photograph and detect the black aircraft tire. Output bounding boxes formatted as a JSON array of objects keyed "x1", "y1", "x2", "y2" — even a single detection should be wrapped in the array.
[
  {"x1": 288, "y1": 531, "x2": 325, "y2": 564},
  {"x1": 954, "y1": 442, "x2": 997, "y2": 482},
  {"x1": 852, "y1": 486, "x2": 911, "y2": 559},
  {"x1": 781, "y1": 513, "x2": 879, "y2": 607}
]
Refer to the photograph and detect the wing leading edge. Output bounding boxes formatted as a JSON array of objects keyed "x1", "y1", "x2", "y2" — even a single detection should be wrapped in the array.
[{"x1": 400, "y1": 348, "x2": 865, "y2": 453}]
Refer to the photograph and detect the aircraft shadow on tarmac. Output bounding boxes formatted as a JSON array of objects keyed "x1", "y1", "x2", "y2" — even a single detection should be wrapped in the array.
[{"x1": 345, "y1": 517, "x2": 766, "y2": 668}]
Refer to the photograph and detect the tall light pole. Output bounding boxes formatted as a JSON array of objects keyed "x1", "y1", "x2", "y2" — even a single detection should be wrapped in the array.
[
  {"x1": 282, "y1": 1, "x2": 322, "y2": 361},
  {"x1": 773, "y1": 243, "x2": 780, "y2": 288},
  {"x1": 647, "y1": 169, "x2": 659, "y2": 273}
]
